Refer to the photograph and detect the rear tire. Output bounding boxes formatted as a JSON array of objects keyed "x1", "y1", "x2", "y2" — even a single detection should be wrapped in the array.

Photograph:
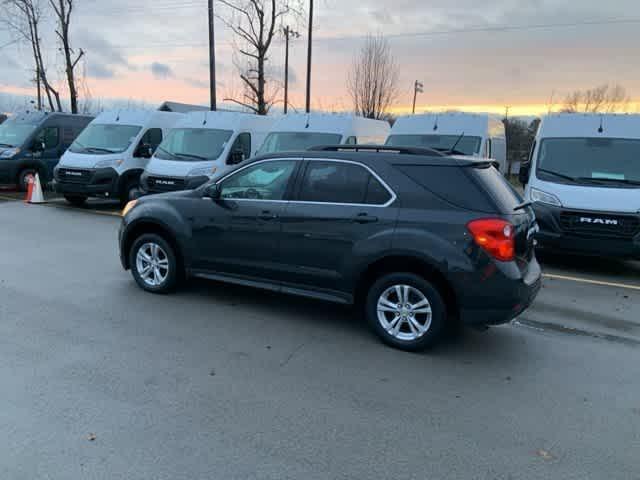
[
  {"x1": 365, "y1": 272, "x2": 446, "y2": 351},
  {"x1": 64, "y1": 195, "x2": 87, "y2": 207},
  {"x1": 129, "y1": 233, "x2": 179, "y2": 294}
]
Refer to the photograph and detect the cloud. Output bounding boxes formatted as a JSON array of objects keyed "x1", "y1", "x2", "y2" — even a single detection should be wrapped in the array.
[
  {"x1": 75, "y1": 29, "x2": 132, "y2": 70},
  {"x1": 151, "y1": 62, "x2": 174, "y2": 79},
  {"x1": 87, "y1": 62, "x2": 115, "y2": 79},
  {"x1": 184, "y1": 77, "x2": 208, "y2": 89}
]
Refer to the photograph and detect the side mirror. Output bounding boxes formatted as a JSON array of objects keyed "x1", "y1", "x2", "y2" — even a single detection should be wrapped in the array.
[
  {"x1": 519, "y1": 162, "x2": 531, "y2": 186},
  {"x1": 31, "y1": 140, "x2": 45, "y2": 152},
  {"x1": 136, "y1": 143, "x2": 153, "y2": 158},
  {"x1": 206, "y1": 183, "x2": 221, "y2": 200},
  {"x1": 229, "y1": 149, "x2": 245, "y2": 165}
]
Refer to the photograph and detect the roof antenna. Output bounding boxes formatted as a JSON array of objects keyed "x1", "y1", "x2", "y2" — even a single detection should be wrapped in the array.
[
  {"x1": 598, "y1": 115, "x2": 604, "y2": 133},
  {"x1": 433, "y1": 115, "x2": 439, "y2": 131},
  {"x1": 115, "y1": 110, "x2": 120, "y2": 122},
  {"x1": 305, "y1": 113, "x2": 310, "y2": 129},
  {"x1": 203, "y1": 111, "x2": 207, "y2": 126}
]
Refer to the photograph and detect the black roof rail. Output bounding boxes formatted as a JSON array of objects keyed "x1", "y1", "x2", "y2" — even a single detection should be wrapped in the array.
[{"x1": 307, "y1": 144, "x2": 446, "y2": 157}]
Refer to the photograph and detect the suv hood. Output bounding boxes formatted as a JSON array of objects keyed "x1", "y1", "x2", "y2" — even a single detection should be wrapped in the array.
[
  {"x1": 529, "y1": 181, "x2": 640, "y2": 213},
  {"x1": 58, "y1": 150, "x2": 122, "y2": 169},
  {"x1": 145, "y1": 156, "x2": 216, "y2": 178}
]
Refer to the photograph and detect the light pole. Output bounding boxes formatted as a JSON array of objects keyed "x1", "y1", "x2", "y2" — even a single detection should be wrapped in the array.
[
  {"x1": 283, "y1": 26, "x2": 300, "y2": 114},
  {"x1": 305, "y1": 0, "x2": 313, "y2": 113},
  {"x1": 208, "y1": 0, "x2": 217, "y2": 111},
  {"x1": 412, "y1": 80, "x2": 424, "y2": 115}
]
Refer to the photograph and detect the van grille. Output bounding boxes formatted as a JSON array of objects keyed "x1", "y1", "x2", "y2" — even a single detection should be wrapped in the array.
[
  {"x1": 147, "y1": 176, "x2": 186, "y2": 192},
  {"x1": 57, "y1": 168, "x2": 92, "y2": 184},
  {"x1": 559, "y1": 211, "x2": 640, "y2": 239}
]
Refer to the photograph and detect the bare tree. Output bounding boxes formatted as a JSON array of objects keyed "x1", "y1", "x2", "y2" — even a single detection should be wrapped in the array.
[
  {"x1": 48, "y1": 0, "x2": 83, "y2": 113},
  {"x1": 217, "y1": 0, "x2": 301, "y2": 115},
  {"x1": 1, "y1": 0, "x2": 62, "y2": 111},
  {"x1": 561, "y1": 84, "x2": 631, "y2": 113},
  {"x1": 347, "y1": 34, "x2": 399, "y2": 120}
]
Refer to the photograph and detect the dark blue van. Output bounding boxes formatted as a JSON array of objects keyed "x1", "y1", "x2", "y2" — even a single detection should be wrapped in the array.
[{"x1": 0, "y1": 111, "x2": 93, "y2": 190}]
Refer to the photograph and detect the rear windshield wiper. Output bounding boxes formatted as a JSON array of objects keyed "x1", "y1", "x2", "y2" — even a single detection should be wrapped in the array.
[
  {"x1": 575, "y1": 177, "x2": 640, "y2": 187},
  {"x1": 513, "y1": 201, "x2": 533, "y2": 212},
  {"x1": 537, "y1": 168, "x2": 578, "y2": 183},
  {"x1": 432, "y1": 147, "x2": 467, "y2": 156}
]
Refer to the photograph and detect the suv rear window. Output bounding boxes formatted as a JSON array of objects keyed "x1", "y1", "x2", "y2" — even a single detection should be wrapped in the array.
[
  {"x1": 469, "y1": 166, "x2": 523, "y2": 213},
  {"x1": 395, "y1": 164, "x2": 513, "y2": 213}
]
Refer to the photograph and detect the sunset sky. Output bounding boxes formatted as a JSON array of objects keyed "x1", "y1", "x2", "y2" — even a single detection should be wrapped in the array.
[{"x1": 1, "y1": 0, "x2": 640, "y2": 115}]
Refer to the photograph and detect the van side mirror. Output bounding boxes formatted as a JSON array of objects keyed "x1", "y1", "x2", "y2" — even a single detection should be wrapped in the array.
[
  {"x1": 31, "y1": 140, "x2": 45, "y2": 152},
  {"x1": 229, "y1": 149, "x2": 245, "y2": 165},
  {"x1": 206, "y1": 183, "x2": 221, "y2": 200},
  {"x1": 136, "y1": 143, "x2": 153, "y2": 158},
  {"x1": 519, "y1": 162, "x2": 531, "y2": 185}
]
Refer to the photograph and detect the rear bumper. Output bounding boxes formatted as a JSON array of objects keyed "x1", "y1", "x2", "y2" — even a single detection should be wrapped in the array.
[
  {"x1": 533, "y1": 203, "x2": 640, "y2": 258},
  {"x1": 456, "y1": 255, "x2": 542, "y2": 327},
  {"x1": 54, "y1": 167, "x2": 119, "y2": 197}
]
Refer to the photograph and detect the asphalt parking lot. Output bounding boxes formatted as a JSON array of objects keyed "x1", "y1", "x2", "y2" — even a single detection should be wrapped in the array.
[{"x1": 1, "y1": 196, "x2": 639, "y2": 479}]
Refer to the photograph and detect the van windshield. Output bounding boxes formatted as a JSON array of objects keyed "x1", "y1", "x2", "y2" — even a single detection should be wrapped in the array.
[
  {"x1": 257, "y1": 132, "x2": 342, "y2": 155},
  {"x1": 155, "y1": 128, "x2": 233, "y2": 161},
  {"x1": 536, "y1": 138, "x2": 640, "y2": 186},
  {"x1": 386, "y1": 134, "x2": 481, "y2": 155},
  {"x1": 0, "y1": 121, "x2": 37, "y2": 148},
  {"x1": 69, "y1": 124, "x2": 142, "y2": 154}
]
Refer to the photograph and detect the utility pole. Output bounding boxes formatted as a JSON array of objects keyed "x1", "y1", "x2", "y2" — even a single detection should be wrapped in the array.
[
  {"x1": 283, "y1": 26, "x2": 300, "y2": 114},
  {"x1": 305, "y1": 0, "x2": 314, "y2": 113},
  {"x1": 412, "y1": 80, "x2": 424, "y2": 115},
  {"x1": 208, "y1": 0, "x2": 217, "y2": 111}
]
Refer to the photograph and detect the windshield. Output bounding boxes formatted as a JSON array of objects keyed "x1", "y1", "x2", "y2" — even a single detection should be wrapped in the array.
[
  {"x1": 257, "y1": 132, "x2": 343, "y2": 155},
  {"x1": 155, "y1": 128, "x2": 233, "y2": 162},
  {"x1": 386, "y1": 134, "x2": 482, "y2": 155},
  {"x1": 69, "y1": 124, "x2": 142, "y2": 154},
  {"x1": 536, "y1": 138, "x2": 640, "y2": 185},
  {"x1": 0, "y1": 121, "x2": 37, "y2": 148}
]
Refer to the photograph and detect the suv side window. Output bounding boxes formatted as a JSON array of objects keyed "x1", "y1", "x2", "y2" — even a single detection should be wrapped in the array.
[
  {"x1": 137, "y1": 128, "x2": 163, "y2": 156},
  {"x1": 220, "y1": 160, "x2": 297, "y2": 200},
  {"x1": 298, "y1": 161, "x2": 391, "y2": 205},
  {"x1": 227, "y1": 132, "x2": 252, "y2": 165},
  {"x1": 35, "y1": 127, "x2": 60, "y2": 150}
]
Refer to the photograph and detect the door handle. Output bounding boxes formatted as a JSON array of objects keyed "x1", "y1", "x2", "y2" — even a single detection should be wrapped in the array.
[
  {"x1": 352, "y1": 213, "x2": 378, "y2": 224},
  {"x1": 258, "y1": 211, "x2": 278, "y2": 221}
]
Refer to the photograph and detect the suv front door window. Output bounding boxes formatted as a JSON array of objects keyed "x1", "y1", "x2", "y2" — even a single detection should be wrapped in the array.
[{"x1": 220, "y1": 160, "x2": 297, "y2": 200}]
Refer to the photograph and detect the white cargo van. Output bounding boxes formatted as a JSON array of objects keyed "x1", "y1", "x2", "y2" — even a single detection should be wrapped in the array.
[
  {"x1": 256, "y1": 113, "x2": 390, "y2": 155},
  {"x1": 386, "y1": 113, "x2": 507, "y2": 172},
  {"x1": 141, "y1": 111, "x2": 275, "y2": 194},
  {"x1": 520, "y1": 113, "x2": 640, "y2": 258},
  {"x1": 54, "y1": 110, "x2": 183, "y2": 205}
]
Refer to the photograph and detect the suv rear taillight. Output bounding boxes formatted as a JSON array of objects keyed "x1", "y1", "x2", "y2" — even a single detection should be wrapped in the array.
[{"x1": 467, "y1": 218, "x2": 515, "y2": 262}]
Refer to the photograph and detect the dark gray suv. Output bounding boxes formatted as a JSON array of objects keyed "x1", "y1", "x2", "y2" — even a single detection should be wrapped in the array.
[{"x1": 119, "y1": 146, "x2": 541, "y2": 351}]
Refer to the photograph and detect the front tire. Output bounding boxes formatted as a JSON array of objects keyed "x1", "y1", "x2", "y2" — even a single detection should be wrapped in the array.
[
  {"x1": 64, "y1": 195, "x2": 87, "y2": 207},
  {"x1": 129, "y1": 234, "x2": 179, "y2": 294},
  {"x1": 120, "y1": 178, "x2": 140, "y2": 207},
  {"x1": 365, "y1": 273, "x2": 446, "y2": 351},
  {"x1": 17, "y1": 168, "x2": 39, "y2": 192}
]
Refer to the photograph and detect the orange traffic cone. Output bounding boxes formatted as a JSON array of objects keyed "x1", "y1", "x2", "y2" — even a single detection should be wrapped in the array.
[
  {"x1": 24, "y1": 175, "x2": 34, "y2": 203},
  {"x1": 27, "y1": 173, "x2": 45, "y2": 204}
]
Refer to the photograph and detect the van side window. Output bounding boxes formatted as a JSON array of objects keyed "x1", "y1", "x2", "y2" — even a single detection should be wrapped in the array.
[
  {"x1": 227, "y1": 133, "x2": 251, "y2": 165},
  {"x1": 62, "y1": 126, "x2": 75, "y2": 144},
  {"x1": 136, "y1": 128, "x2": 163, "y2": 157},
  {"x1": 35, "y1": 127, "x2": 60, "y2": 149},
  {"x1": 345, "y1": 136, "x2": 357, "y2": 145}
]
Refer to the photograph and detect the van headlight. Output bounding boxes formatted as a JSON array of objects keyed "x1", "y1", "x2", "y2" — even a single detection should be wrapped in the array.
[
  {"x1": 188, "y1": 166, "x2": 216, "y2": 177},
  {"x1": 530, "y1": 188, "x2": 562, "y2": 207},
  {"x1": 95, "y1": 158, "x2": 124, "y2": 168},
  {"x1": 0, "y1": 147, "x2": 20, "y2": 159}
]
